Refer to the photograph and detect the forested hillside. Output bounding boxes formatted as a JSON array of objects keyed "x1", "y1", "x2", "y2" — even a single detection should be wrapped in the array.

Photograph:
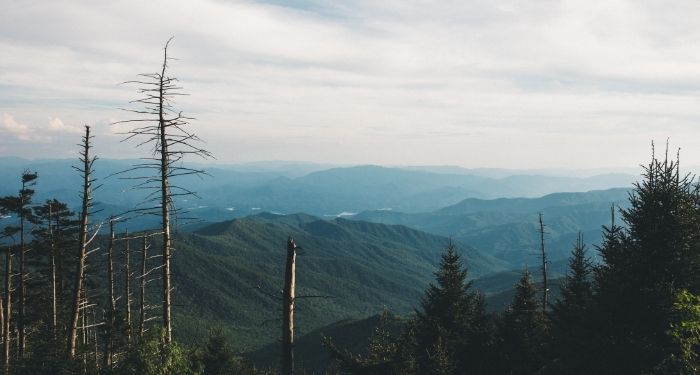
[{"x1": 168, "y1": 213, "x2": 507, "y2": 350}]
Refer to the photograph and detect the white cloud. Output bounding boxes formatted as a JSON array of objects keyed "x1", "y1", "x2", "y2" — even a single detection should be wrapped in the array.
[
  {"x1": 48, "y1": 117, "x2": 82, "y2": 134},
  {"x1": 2, "y1": 113, "x2": 30, "y2": 135},
  {"x1": 1, "y1": 113, "x2": 52, "y2": 143},
  {"x1": 1, "y1": 0, "x2": 700, "y2": 168}
]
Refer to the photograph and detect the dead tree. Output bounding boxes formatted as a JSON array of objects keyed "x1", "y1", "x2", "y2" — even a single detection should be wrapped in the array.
[
  {"x1": 282, "y1": 237, "x2": 298, "y2": 375},
  {"x1": 115, "y1": 37, "x2": 211, "y2": 344},
  {"x1": 123, "y1": 229, "x2": 132, "y2": 345},
  {"x1": 139, "y1": 235, "x2": 148, "y2": 339},
  {"x1": 68, "y1": 125, "x2": 99, "y2": 359},
  {"x1": 103, "y1": 217, "x2": 117, "y2": 368},
  {"x1": 48, "y1": 202, "x2": 57, "y2": 336},
  {"x1": 3, "y1": 245, "x2": 11, "y2": 372},
  {"x1": 538, "y1": 212, "x2": 548, "y2": 313}
]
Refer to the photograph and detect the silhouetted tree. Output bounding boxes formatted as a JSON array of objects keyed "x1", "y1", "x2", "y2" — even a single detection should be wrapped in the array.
[
  {"x1": 68, "y1": 125, "x2": 99, "y2": 360},
  {"x1": 499, "y1": 269, "x2": 549, "y2": 375},
  {"x1": 414, "y1": 242, "x2": 487, "y2": 374},
  {"x1": 549, "y1": 232, "x2": 596, "y2": 374},
  {"x1": 594, "y1": 145, "x2": 700, "y2": 373}
]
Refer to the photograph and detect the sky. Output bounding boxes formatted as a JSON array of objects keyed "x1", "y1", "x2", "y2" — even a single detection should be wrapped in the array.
[{"x1": 1, "y1": 0, "x2": 700, "y2": 169}]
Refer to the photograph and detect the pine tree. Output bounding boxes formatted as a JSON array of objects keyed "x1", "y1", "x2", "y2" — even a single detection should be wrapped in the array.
[
  {"x1": 593, "y1": 146, "x2": 700, "y2": 373},
  {"x1": 550, "y1": 233, "x2": 595, "y2": 374},
  {"x1": 500, "y1": 269, "x2": 549, "y2": 375},
  {"x1": 323, "y1": 311, "x2": 403, "y2": 374},
  {"x1": 414, "y1": 242, "x2": 486, "y2": 374}
]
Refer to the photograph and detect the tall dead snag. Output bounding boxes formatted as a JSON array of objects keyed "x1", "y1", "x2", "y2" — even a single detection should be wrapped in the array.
[
  {"x1": 539, "y1": 212, "x2": 548, "y2": 313},
  {"x1": 123, "y1": 229, "x2": 132, "y2": 346},
  {"x1": 2, "y1": 245, "x2": 11, "y2": 372},
  {"x1": 48, "y1": 202, "x2": 57, "y2": 335},
  {"x1": 68, "y1": 125, "x2": 98, "y2": 359},
  {"x1": 282, "y1": 237, "x2": 298, "y2": 375},
  {"x1": 116, "y1": 37, "x2": 211, "y2": 344},
  {"x1": 138, "y1": 234, "x2": 149, "y2": 339},
  {"x1": 103, "y1": 217, "x2": 117, "y2": 368}
]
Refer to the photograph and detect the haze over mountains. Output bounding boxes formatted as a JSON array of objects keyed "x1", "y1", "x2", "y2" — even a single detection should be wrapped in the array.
[
  {"x1": 0, "y1": 156, "x2": 636, "y2": 271},
  {"x1": 0, "y1": 157, "x2": 636, "y2": 217},
  {"x1": 0, "y1": 156, "x2": 668, "y2": 369}
]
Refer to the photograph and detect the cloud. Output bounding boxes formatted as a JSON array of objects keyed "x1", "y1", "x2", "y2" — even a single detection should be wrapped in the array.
[
  {"x1": 1, "y1": 1, "x2": 700, "y2": 168},
  {"x1": 1, "y1": 114, "x2": 51, "y2": 143},
  {"x1": 2, "y1": 113, "x2": 30, "y2": 135},
  {"x1": 48, "y1": 117, "x2": 82, "y2": 134}
]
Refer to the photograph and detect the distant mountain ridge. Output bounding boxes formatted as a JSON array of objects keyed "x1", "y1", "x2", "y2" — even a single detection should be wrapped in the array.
[
  {"x1": 353, "y1": 188, "x2": 630, "y2": 268},
  {"x1": 0, "y1": 158, "x2": 636, "y2": 225}
]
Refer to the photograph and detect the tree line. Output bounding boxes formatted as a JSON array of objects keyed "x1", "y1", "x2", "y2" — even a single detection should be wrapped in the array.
[{"x1": 324, "y1": 148, "x2": 700, "y2": 375}]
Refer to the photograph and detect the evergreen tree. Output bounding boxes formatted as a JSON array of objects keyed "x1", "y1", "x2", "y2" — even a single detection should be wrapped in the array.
[
  {"x1": 500, "y1": 269, "x2": 549, "y2": 375},
  {"x1": 550, "y1": 233, "x2": 596, "y2": 374},
  {"x1": 594, "y1": 148, "x2": 700, "y2": 373},
  {"x1": 657, "y1": 289, "x2": 700, "y2": 374},
  {"x1": 193, "y1": 329, "x2": 256, "y2": 375},
  {"x1": 414, "y1": 242, "x2": 486, "y2": 374},
  {"x1": 324, "y1": 311, "x2": 404, "y2": 374}
]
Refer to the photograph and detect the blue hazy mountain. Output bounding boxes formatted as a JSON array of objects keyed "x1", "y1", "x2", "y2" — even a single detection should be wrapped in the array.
[
  {"x1": 353, "y1": 188, "x2": 630, "y2": 268},
  {"x1": 0, "y1": 158, "x2": 636, "y2": 223}
]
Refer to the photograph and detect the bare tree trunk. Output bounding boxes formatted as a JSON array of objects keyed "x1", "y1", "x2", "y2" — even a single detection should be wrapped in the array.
[
  {"x1": 68, "y1": 125, "x2": 94, "y2": 359},
  {"x1": 139, "y1": 235, "x2": 147, "y2": 339},
  {"x1": 92, "y1": 309, "x2": 98, "y2": 369},
  {"x1": 18, "y1": 187, "x2": 26, "y2": 359},
  {"x1": 124, "y1": 229, "x2": 132, "y2": 346},
  {"x1": 49, "y1": 202, "x2": 57, "y2": 337},
  {"x1": 0, "y1": 285, "x2": 3, "y2": 347},
  {"x1": 539, "y1": 212, "x2": 548, "y2": 313},
  {"x1": 103, "y1": 219, "x2": 116, "y2": 368},
  {"x1": 81, "y1": 284, "x2": 87, "y2": 370},
  {"x1": 282, "y1": 237, "x2": 298, "y2": 375},
  {"x1": 3, "y1": 246, "x2": 11, "y2": 372},
  {"x1": 158, "y1": 48, "x2": 173, "y2": 345}
]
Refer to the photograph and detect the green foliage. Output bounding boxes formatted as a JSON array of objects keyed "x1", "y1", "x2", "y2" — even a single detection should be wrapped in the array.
[
  {"x1": 170, "y1": 213, "x2": 502, "y2": 352},
  {"x1": 414, "y1": 243, "x2": 491, "y2": 374},
  {"x1": 655, "y1": 290, "x2": 700, "y2": 374},
  {"x1": 190, "y1": 329, "x2": 258, "y2": 375},
  {"x1": 499, "y1": 269, "x2": 550, "y2": 375},
  {"x1": 594, "y1": 149, "x2": 700, "y2": 374},
  {"x1": 324, "y1": 311, "x2": 406, "y2": 375},
  {"x1": 549, "y1": 233, "x2": 597, "y2": 374},
  {"x1": 117, "y1": 332, "x2": 196, "y2": 375}
]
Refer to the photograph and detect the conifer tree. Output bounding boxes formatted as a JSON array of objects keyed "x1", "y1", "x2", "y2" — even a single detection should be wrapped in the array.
[
  {"x1": 414, "y1": 242, "x2": 486, "y2": 374},
  {"x1": 594, "y1": 146, "x2": 700, "y2": 373},
  {"x1": 550, "y1": 233, "x2": 596, "y2": 374},
  {"x1": 500, "y1": 269, "x2": 549, "y2": 375}
]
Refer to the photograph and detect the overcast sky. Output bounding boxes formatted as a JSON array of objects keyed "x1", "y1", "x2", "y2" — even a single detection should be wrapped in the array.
[{"x1": 1, "y1": 0, "x2": 700, "y2": 169}]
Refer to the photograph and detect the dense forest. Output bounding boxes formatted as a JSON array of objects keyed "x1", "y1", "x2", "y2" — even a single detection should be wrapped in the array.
[{"x1": 1, "y1": 42, "x2": 699, "y2": 375}]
